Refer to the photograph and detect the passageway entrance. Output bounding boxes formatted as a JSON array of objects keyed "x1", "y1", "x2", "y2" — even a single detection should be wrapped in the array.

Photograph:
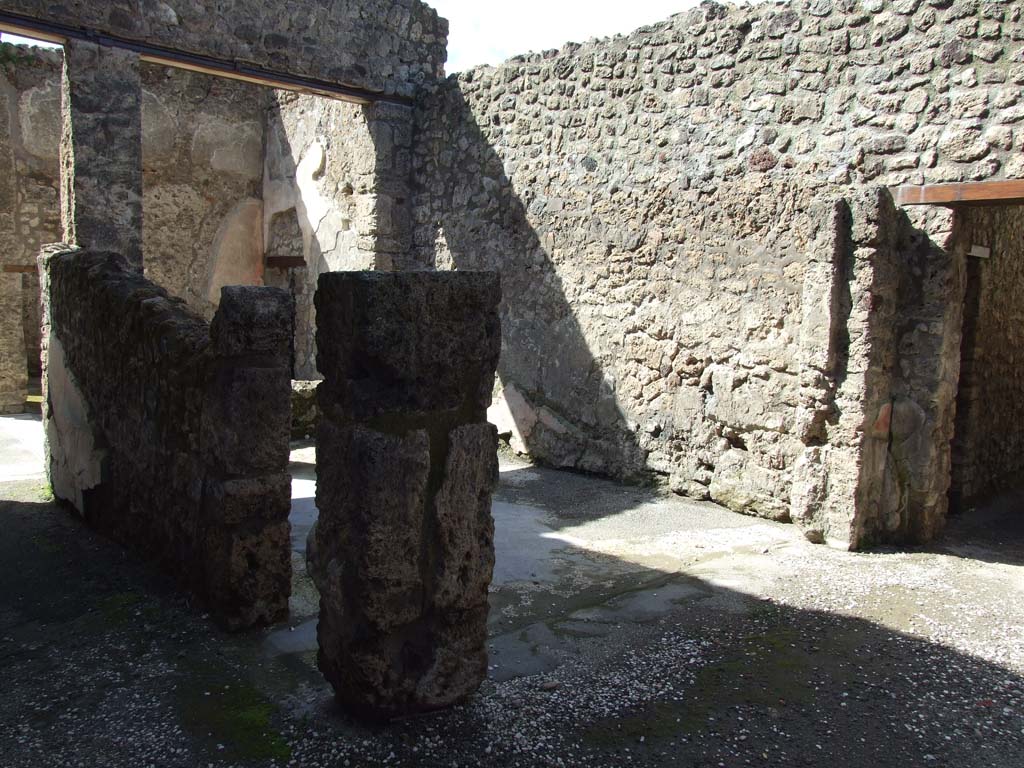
[{"x1": 949, "y1": 202, "x2": 1024, "y2": 521}]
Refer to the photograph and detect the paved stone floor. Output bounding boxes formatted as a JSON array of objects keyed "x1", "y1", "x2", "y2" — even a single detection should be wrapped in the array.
[{"x1": 1, "y1": 413, "x2": 1023, "y2": 767}]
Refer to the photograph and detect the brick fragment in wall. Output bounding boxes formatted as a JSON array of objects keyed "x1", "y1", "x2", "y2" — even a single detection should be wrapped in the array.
[
  {"x1": 40, "y1": 249, "x2": 294, "y2": 630},
  {"x1": 308, "y1": 271, "x2": 500, "y2": 718}
]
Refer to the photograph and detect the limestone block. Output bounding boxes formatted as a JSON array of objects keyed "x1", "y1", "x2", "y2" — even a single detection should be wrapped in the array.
[
  {"x1": 709, "y1": 448, "x2": 791, "y2": 521},
  {"x1": 291, "y1": 380, "x2": 320, "y2": 440},
  {"x1": 203, "y1": 520, "x2": 291, "y2": 630},
  {"x1": 209, "y1": 285, "x2": 294, "y2": 360},
  {"x1": 433, "y1": 423, "x2": 499, "y2": 611},
  {"x1": 202, "y1": 366, "x2": 292, "y2": 475},
  {"x1": 203, "y1": 474, "x2": 291, "y2": 526}
]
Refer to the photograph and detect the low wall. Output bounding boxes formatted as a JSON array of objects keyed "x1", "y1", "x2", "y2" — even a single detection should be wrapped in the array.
[{"x1": 40, "y1": 247, "x2": 294, "y2": 629}]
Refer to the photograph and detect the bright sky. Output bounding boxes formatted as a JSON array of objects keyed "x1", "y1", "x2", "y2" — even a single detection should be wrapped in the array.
[
  {"x1": 426, "y1": 0, "x2": 701, "y2": 73},
  {"x1": 1, "y1": 32, "x2": 58, "y2": 47}
]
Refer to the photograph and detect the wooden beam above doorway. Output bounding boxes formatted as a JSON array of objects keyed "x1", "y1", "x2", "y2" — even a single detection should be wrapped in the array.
[{"x1": 891, "y1": 179, "x2": 1024, "y2": 207}]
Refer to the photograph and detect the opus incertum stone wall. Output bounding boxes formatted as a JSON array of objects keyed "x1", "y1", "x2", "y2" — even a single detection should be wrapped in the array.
[
  {"x1": 5, "y1": 0, "x2": 447, "y2": 99},
  {"x1": 308, "y1": 271, "x2": 500, "y2": 718},
  {"x1": 410, "y1": 0, "x2": 1024, "y2": 547},
  {"x1": 40, "y1": 247, "x2": 294, "y2": 629}
]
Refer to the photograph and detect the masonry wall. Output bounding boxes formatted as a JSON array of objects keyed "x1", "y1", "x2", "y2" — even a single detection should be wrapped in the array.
[
  {"x1": 6, "y1": 0, "x2": 448, "y2": 99},
  {"x1": 263, "y1": 93, "x2": 378, "y2": 378},
  {"x1": 950, "y1": 204, "x2": 1024, "y2": 507},
  {"x1": 142, "y1": 65, "x2": 268, "y2": 319},
  {"x1": 0, "y1": 49, "x2": 271, "y2": 367},
  {"x1": 41, "y1": 248, "x2": 294, "y2": 629},
  {"x1": 411, "y1": 0, "x2": 1023, "y2": 541}
]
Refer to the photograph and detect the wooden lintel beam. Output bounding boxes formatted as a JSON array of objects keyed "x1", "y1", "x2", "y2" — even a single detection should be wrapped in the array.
[
  {"x1": 891, "y1": 179, "x2": 1024, "y2": 207},
  {"x1": 2, "y1": 264, "x2": 38, "y2": 273},
  {"x1": 0, "y1": 12, "x2": 409, "y2": 107}
]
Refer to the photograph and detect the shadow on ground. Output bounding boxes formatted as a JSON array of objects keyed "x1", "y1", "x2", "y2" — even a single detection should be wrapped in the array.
[
  {"x1": 2, "y1": 448, "x2": 1023, "y2": 767},
  {"x1": 935, "y1": 487, "x2": 1024, "y2": 568}
]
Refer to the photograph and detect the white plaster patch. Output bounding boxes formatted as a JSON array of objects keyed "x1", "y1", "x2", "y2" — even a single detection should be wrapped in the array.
[{"x1": 45, "y1": 335, "x2": 104, "y2": 513}]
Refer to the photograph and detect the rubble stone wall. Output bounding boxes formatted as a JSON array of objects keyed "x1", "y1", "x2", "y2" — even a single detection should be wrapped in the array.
[
  {"x1": 950, "y1": 204, "x2": 1024, "y2": 507},
  {"x1": 411, "y1": 0, "x2": 1023, "y2": 541},
  {"x1": 5, "y1": 0, "x2": 448, "y2": 99},
  {"x1": 41, "y1": 247, "x2": 294, "y2": 629}
]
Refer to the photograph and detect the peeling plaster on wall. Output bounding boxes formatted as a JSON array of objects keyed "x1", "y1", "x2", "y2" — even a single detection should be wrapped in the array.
[
  {"x1": 205, "y1": 198, "x2": 265, "y2": 306},
  {"x1": 141, "y1": 65, "x2": 268, "y2": 319},
  {"x1": 44, "y1": 334, "x2": 104, "y2": 513},
  {"x1": 263, "y1": 93, "x2": 377, "y2": 379}
]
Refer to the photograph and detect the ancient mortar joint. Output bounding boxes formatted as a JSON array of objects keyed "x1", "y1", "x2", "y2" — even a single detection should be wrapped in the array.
[{"x1": 307, "y1": 271, "x2": 501, "y2": 718}]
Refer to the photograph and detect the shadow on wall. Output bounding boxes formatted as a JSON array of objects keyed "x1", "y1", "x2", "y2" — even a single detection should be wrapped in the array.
[
  {"x1": 411, "y1": 82, "x2": 973, "y2": 549},
  {"x1": 262, "y1": 92, "x2": 381, "y2": 380},
  {"x1": 412, "y1": 86, "x2": 647, "y2": 482}
]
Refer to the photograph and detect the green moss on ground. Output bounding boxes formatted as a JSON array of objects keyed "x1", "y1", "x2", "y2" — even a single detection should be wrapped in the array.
[{"x1": 176, "y1": 664, "x2": 291, "y2": 764}]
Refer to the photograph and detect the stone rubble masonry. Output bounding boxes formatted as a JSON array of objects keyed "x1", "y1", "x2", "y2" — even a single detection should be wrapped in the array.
[
  {"x1": 308, "y1": 271, "x2": 500, "y2": 718},
  {"x1": 39, "y1": 246, "x2": 295, "y2": 630},
  {"x1": 6, "y1": 0, "x2": 448, "y2": 100},
  {"x1": 410, "y1": 0, "x2": 1024, "y2": 548},
  {"x1": 950, "y1": 205, "x2": 1024, "y2": 507},
  {"x1": 60, "y1": 40, "x2": 143, "y2": 267},
  {"x1": 263, "y1": 95, "x2": 416, "y2": 379}
]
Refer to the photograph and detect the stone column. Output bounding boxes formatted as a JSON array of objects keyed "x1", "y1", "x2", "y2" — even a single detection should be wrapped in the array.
[
  {"x1": 308, "y1": 271, "x2": 500, "y2": 719},
  {"x1": 60, "y1": 40, "x2": 143, "y2": 268}
]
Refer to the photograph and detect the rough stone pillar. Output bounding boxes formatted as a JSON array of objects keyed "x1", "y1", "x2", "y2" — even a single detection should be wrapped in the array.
[
  {"x1": 60, "y1": 40, "x2": 143, "y2": 268},
  {"x1": 201, "y1": 285, "x2": 295, "y2": 630},
  {"x1": 308, "y1": 271, "x2": 500, "y2": 718}
]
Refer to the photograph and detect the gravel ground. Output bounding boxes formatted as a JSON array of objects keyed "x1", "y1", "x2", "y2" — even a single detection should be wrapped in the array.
[{"x1": 1, "y1": 451, "x2": 1023, "y2": 768}]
